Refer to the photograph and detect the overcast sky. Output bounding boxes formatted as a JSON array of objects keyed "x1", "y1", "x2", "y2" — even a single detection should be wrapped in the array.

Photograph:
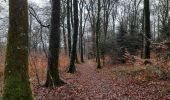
[
  {"x1": 29, "y1": 0, "x2": 50, "y2": 7},
  {"x1": 0, "y1": 0, "x2": 50, "y2": 36}
]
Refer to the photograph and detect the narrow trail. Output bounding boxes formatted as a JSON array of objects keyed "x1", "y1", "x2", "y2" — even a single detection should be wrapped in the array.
[
  {"x1": 33, "y1": 60, "x2": 169, "y2": 100},
  {"x1": 74, "y1": 60, "x2": 117, "y2": 99},
  {"x1": 33, "y1": 60, "x2": 119, "y2": 100}
]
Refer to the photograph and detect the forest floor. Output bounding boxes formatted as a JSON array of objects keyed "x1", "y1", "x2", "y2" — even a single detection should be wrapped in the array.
[
  {"x1": 1, "y1": 53, "x2": 170, "y2": 99},
  {"x1": 32, "y1": 59, "x2": 170, "y2": 100}
]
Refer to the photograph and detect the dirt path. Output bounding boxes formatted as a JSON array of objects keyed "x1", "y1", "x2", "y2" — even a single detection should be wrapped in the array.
[
  {"x1": 33, "y1": 60, "x2": 170, "y2": 100},
  {"x1": 72, "y1": 60, "x2": 117, "y2": 99}
]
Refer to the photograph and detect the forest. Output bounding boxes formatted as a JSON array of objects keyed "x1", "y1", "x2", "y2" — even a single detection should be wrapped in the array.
[{"x1": 1, "y1": 0, "x2": 170, "y2": 99}]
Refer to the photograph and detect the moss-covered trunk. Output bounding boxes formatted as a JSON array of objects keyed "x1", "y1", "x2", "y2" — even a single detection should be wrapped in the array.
[
  {"x1": 3, "y1": 0, "x2": 33, "y2": 99},
  {"x1": 44, "y1": 0, "x2": 65, "y2": 87}
]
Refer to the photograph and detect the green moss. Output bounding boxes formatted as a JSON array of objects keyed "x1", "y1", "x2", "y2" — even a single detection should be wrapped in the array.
[{"x1": 3, "y1": 73, "x2": 33, "y2": 100}]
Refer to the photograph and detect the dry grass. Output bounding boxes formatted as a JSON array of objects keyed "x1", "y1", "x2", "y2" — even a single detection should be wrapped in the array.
[
  {"x1": 28, "y1": 53, "x2": 69, "y2": 84},
  {"x1": 0, "y1": 66, "x2": 3, "y2": 78},
  {"x1": 0, "y1": 54, "x2": 4, "y2": 78},
  {"x1": 0, "y1": 52, "x2": 69, "y2": 91},
  {"x1": 112, "y1": 65, "x2": 170, "y2": 84},
  {"x1": 59, "y1": 54, "x2": 69, "y2": 71},
  {"x1": 112, "y1": 66, "x2": 146, "y2": 77}
]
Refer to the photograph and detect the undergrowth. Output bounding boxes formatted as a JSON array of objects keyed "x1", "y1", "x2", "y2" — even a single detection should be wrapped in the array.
[{"x1": 112, "y1": 66, "x2": 170, "y2": 82}]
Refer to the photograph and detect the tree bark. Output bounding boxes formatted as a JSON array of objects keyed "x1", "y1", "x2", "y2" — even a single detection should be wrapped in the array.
[
  {"x1": 63, "y1": 22, "x2": 68, "y2": 55},
  {"x1": 44, "y1": 0, "x2": 65, "y2": 87},
  {"x1": 3, "y1": 0, "x2": 33, "y2": 99},
  {"x1": 68, "y1": 0, "x2": 79, "y2": 73},
  {"x1": 67, "y1": 0, "x2": 72, "y2": 56},
  {"x1": 61, "y1": 3, "x2": 68, "y2": 55},
  {"x1": 143, "y1": 0, "x2": 151, "y2": 59},
  {"x1": 96, "y1": 0, "x2": 101, "y2": 69},
  {"x1": 79, "y1": 0, "x2": 84, "y2": 63}
]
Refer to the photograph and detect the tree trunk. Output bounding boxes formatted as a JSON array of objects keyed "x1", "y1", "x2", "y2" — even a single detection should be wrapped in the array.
[
  {"x1": 75, "y1": 52, "x2": 80, "y2": 63},
  {"x1": 61, "y1": 5, "x2": 68, "y2": 55},
  {"x1": 63, "y1": 23, "x2": 68, "y2": 55},
  {"x1": 141, "y1": 9, "x2": 144, "y2": 58},
  {"x1": 3, "y1": 0, "x2": 33, "y2": 99},
  {"x1": 44, "y1": 0, "x2": 65, "y2": 87},
  {"x1": 67, "y1": 0, "x2": 72, "y2": 56},
  {"x1": 68, "y1": 0, "x2": 79, "y2": 73},
  {"x1": 96, "y1": 0, "x2": 101, "y2": 69},
  {"x1": 157, "y1": 12, "x2": 160, "y2": 40},
  {"x1": 102, "y1": 0, "x2": 110, "y2": 66},
  {"x1": 143, "y1": 0, "x2": 151, "y2": 59},
  {"x1": 79, "y1": 0, "x2": 84, "y2": 63}
]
